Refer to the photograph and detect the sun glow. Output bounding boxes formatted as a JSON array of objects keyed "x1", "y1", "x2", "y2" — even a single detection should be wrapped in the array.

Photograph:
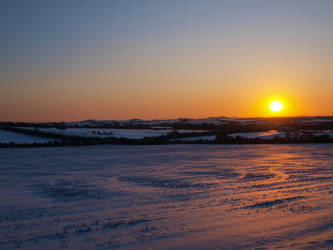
[{"x1": 270, "y1": 101, "x2": 283, "y2": 112}]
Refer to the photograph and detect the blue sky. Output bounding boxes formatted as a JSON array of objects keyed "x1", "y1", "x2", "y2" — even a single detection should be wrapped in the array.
[{"x1": 1, "y1": 0, "x2": 332, "y2": 121}]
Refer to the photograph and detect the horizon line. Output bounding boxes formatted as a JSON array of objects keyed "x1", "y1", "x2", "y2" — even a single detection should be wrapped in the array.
[{"x1": 1, "y1": 115, "x2": 333, "y2": 124}]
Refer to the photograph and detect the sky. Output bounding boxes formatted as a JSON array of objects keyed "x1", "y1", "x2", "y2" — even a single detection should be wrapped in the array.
[{"x1": 1, "y1": 0, "x2": 332, "y2": 122}]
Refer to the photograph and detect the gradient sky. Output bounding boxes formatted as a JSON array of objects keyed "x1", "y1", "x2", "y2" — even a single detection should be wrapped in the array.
[{"x1": 1, "y1": 0, "x2": 332, "y2": 122}]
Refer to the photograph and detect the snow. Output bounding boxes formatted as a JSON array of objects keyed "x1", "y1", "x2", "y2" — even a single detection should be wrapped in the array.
[
  {"x1": 228, "y1": 130, "x2": 285, "y2": 139},
  {"x1": 302, "y1": 119, "x2": 333, "y2": 123},
  {"x1": 0, "y1": 129, "x2": 56, "y2": 144},
  {"x1": 19, "y1": 127, "x2": 169, "y2": 139},
  {"x1": 0, "y1": 144, "x2": 332, "y2": 249},
  {"x1": 228, "y1": 130, "x2": 333, "y2": 139},
  {"x1": 172, "y1": 135, "x2": 216, "y2": 141},
  {"x1": 18, "y1": 127, "x2": 212, "y2": 139},
  {"x1": 313, "y1": 132, "x2": 333, "y2": 138}
]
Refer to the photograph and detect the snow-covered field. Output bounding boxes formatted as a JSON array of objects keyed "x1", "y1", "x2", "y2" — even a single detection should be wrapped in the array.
[
  {"x1": 313, "y1": 131, "x2": 333, "y2": 138},
  {"x1": 172, "y1": 135, "x2": 216, "y2": 141},
  {"x1": 4, "y1": 127, "x2": 333, "y2": 145},
  {"x1": 228, "y1": 130, "x2": 284, "y2": 139},
  {"x1": 17, "y1": 127, "x2": 212, "y2": 140},
  {"x1": 19, "y1": 127, "x2": 169, "y2": 139},
  {"x1": 228, "y1": 130, "x2": 333, "y2": 139},
  {"x1": 0, "y1": 129, "x2": 56, "y2": 144},
  {"x1": 0, "y1": 144, "x2": 332, "y2": 249}
]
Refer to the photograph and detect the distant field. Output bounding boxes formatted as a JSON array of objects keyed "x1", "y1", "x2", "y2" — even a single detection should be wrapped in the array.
[
  {"x1": 1, "y1": 116, "x2": 332, "y2": 145},
  {"x1": 18, "y1": 127, "x2": 169, "y2": 139},
  {"x1": 1, "y1": 127, "x2": 332, "y2": 145},
  {"x1": 0, "y1": 129, "x2": 57, "y2": 144}
]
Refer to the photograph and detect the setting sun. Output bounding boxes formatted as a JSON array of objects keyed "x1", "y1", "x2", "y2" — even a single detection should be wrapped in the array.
[{"x1": 270, "y1": 101, "x2": 283, "y2": 112}]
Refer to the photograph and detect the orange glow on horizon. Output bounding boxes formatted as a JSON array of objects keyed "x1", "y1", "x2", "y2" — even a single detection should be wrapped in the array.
[{"x1": 252, "y1": 93, "x2": 300, "y2": 118}]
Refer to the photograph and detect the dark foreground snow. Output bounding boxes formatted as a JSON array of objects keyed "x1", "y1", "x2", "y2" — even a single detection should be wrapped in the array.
[{"x1": 0, "y1": 144, "x2": 332, "y2": 249}]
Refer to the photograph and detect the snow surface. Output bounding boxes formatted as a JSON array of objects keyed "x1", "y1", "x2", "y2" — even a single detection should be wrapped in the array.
[
  {"x1": 229, "y1": 130, "x2": 285, "y2": 139},
  {"x1": 0, "y1": 144, "x2": 333, "y2": 249},
  {"x1": 228, "y1": 130, "x2": 333, "y2": 139},
  {"x1": 18, "y1": 127, "x2": 211, "y2": 139},
  {"x1": 0, "y1": 129, "x2": 56, "y2": 144},
  {"x1": 172, "y1": 135, "x2": 216, "y2": 141},
  {"x1": 313, "y1": 132, "x2": 333, "y2": 138},
  {"x1": 19, "y1": 127, "x2": 169, "y2": 139}
]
